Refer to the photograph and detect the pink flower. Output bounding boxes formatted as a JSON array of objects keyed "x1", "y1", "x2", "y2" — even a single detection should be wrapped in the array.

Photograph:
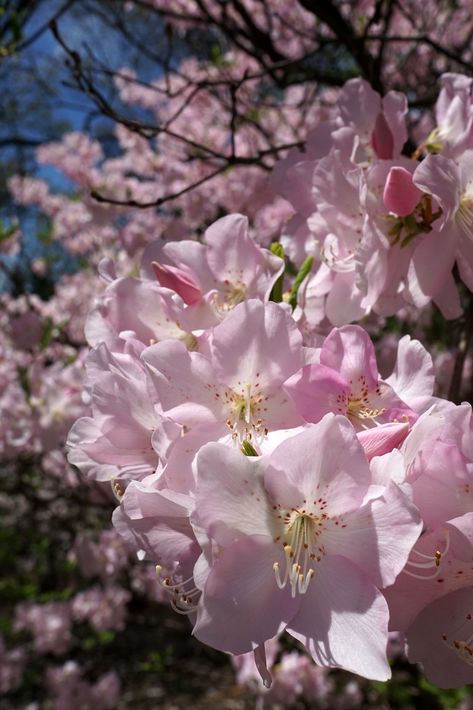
[
  {"x1": 406, "y1": 587, "x2": 473, "y2": 688},
  {"x1": 47, "y1": 662, "x2": 120, "y2": 710},
  {"x1": 150, "y1": 214, "x2": 284, "y2": 323},
  {"x1": 192, "y1": 415, "x2": 421, "y2": 680},
  {"x1": 67, "y1": 348, "x2": 162, "y2": 483},
  {"x1": 428, "y1": 73, "x2": 473, "y2": 157},
  {"x1": 384, "y1": 405, "x2": 473, "y2": 641},
  {"x1": 284, "y1": 325, "x2": 419, "y2": 433},
  {"x1": 142, "y1": 299, "x2": 304, "y2": 450},
  {"x1": 85, "y1": 276, "x2": 197, "y2": 351},
  {"x1": 408, "y1": 150, "x2": 473, "y2": 314}
]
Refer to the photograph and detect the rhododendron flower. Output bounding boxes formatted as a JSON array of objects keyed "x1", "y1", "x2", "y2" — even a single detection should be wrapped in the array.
[
  {"x1": 67, "y1": 362, "x2": 160, "y2": 482},
  {"x1": 284, "y1": 325, "x2": 421, "y2": 432},
  {"x1": 47, "y1": 662, "x2": 120, "y2": 710},
  {"x1": 385, "y1": 405, "x2": 473, "y2": 634},
  {"x1": 192, "y1": 414, "x2": 421, "y2": 680},
  {"x1": 0, "y1": 636, "x2": 25, "y2": 694},
  {"x1": 150, "y1": 214, "x2": 284, "y2": 323},
  {"x1": 386, "y1": 514, "x2": 473, "y2": 632},
  {"x1": 72, "y1": 585, "x2": 131, "y2": 632},
  {"x1": 398, "y1": 152, "x2": 472, "y2": 314},
  {"x1": 426, "y1": 73, "x2": 473, "y2": 157},
  {"x1": 85, "y1": 277, "x2": 198, "y2": 351},
  {"x1": 14, "y1": 602, "x2": 72, "y2": 655},
  {"x1": 112, "y1": 476, "x2": 201, "y2": 611},
  {"x1": 406, "y1": 587, "x2": 473, "y2": 688},
  {"x1": 142, "y1": 299, "x2": 304, "y2": 450}
]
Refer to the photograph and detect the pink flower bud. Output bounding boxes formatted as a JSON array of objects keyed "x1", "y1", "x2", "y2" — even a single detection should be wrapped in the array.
[
  {"x1": 152, "y1": 261, "x2": 202, "y2": 304},
  {"x1": 383, "y1": 166, "x2": 422, "y2": 217}
]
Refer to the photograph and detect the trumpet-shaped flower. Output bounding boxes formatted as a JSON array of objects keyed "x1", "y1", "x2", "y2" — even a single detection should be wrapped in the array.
[
  {"x1": 284, "y1": 325, "x2": 420, "y2": 432},
  {"x1": 151, "y1": 214, "x2": 284, "y2": 323},
  {"x1": 142, "y1": 300, "x2": 304, "y2": 449},
  {"x1": 192, "y1": 415, "x2": 421, "y2": 680}
]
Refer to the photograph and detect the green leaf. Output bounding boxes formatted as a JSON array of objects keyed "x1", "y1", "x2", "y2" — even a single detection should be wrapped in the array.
[
  {"x1": 288, "y1": 255, "x2": 313, "y2": 310},
  {"x1": 269, "y1": 242, "x2": 285, "y2": 303}
]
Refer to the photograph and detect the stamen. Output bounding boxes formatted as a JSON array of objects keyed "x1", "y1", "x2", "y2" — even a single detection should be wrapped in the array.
[
  {"x1": 403, "y1": 529, "x2": 450, "y2": 580},
  {"x1": 273, "y1": 512, "x2": 324, "y2": 597},
  {"x1": 224, "y1": 384, "x2": 268, "y2": 446},
  {"x1": 111, "y1": 478, "x2": 124, "y2": 502},
  {"x1": 244, "y1": 383, "x2": 252, "y2": 425},
  {"x1": 319, "y1": 240, "x2": 355, "y2": 273},
  {"x1": 156, "y1": 565, "x2": 200, "y2": 615},
  {"x1": 210, "y1": 281, "x2": 247, "y2": 317}
]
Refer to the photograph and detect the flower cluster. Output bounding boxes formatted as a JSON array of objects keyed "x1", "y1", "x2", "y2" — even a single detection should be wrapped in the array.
[
  {"x1": 273, "y1": 73, "x2": 473, "y2": 324},
  {"x1": 68, "y1": 162, "x2": 473, "y2": 688}
]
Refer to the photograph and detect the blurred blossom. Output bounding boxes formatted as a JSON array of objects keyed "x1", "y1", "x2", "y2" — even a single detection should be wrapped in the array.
[
  {"x1": 71, "y1": 585, "x2": 131, "y2": 632},
  {"x1": 14, "y1": 602, "x2": 72, "y2": 655},
  {"x1": 47, "y1": 662, "x2": 120, "y2": 710},
  {"x1": 0, "y1": 635, "x2": 25, "y2": 693}
]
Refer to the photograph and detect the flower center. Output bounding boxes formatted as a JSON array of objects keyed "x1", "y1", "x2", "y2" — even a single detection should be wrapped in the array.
[
  {"x1": 335, "y1": 375, "x2": 385, "y2": 428},
  {"x1": 424, "y1": 127, "x2": 444, "y2": 154},
  {"x1": 347, "y1": 396, "x2": 384, "y2": 423},
  {"x1": 273, "y1": 508, "x2": 328, "y2": 597},
  {"x1": 211, "y1": 280, "x2": 247, "y2": 317},
  {"x1": 224, "y1": 383, "x2": 268, "y2": 444}
]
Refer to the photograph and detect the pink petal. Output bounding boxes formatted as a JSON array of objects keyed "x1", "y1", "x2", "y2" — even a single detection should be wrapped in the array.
[
  {"x1": 322, "y1": 481, "x2": 421, "y2": 588},
  {"x1": 142, "y1": 340, "x2": 223, "y2": 427},
  {"x1": 283, "y1": 363, "x2": 350, "y2": 423},
  {"x1": 410, "y1": 227, "x2": 459, "y2": 312},
  {"x1": 357, "y1": 421, "x2": 409, "y2": 460},
  {"x1": 264, "y1": 415, "x2": 372, "y2": 516},
  {"x1": 163, "y1": 240, "x2": 216, "y2": 293},
  {"x1": 413, "y1": 154, "x2": 461, "y2": 226},
  {"x1": 371, "y1": 112, "x2": 394, "y2": 159},
  {"x1": 193, "y1": 536, "x2": 298, "y2": 655},
  {"x1": 195, "y1": 443, "x2": 272, "y2": 546},
  {"x1": 385, "y1": 335, "x2": 435, "y2": 412},
  {"x1": 112, "y1": 482, "x2": 198, "y2": 568},
  {"x1": 209, "y1": 300, "x2": 303, "y2": 391},
  {"x1": 288, "y1": 555, "x2": 391, "y2": 680},
  {"x1": 321, "y1": 325, "x2": 379, "y2": 387},
  {"x1": 205, "y1": 214, "x2": 264, "y2": 285}
]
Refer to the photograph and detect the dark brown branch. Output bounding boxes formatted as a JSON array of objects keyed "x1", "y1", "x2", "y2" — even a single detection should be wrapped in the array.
[
  {"x1": 296, "y1": 0, "x2": 382, "y2": 92},
  {"x1": 90, "y1": 164, "x2": 229, "y2": 208},
  {"x1": 448, "y1": 299, "x2": 473, "y2": 404},
  {"x1": 14, "y1": 0, "x2": 78, "y2": 52},
  {"x1": 364, "y1": 33, "x2": 473, "y2": 73}
]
